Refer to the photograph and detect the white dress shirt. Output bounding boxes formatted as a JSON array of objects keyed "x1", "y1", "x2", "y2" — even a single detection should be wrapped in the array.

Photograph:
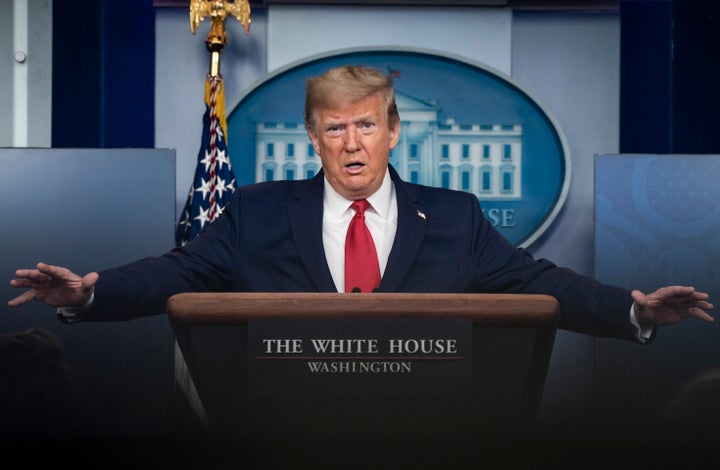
[{"x1": 322, "y1": 170, "x2": 397, "y2": 293}]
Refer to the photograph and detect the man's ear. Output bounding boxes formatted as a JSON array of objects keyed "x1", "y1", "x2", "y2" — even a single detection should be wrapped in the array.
[
  {"x1": 307, "y1": 128, "x2": 320, "y2": 155},
  {"x1": 389, "y1": 121, "x2": 400, "y2": 149}
]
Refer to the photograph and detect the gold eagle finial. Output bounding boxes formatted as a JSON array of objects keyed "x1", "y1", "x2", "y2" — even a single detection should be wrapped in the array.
[{"x1": 190, "y1": 0, "x2": 251, "y2": 51}]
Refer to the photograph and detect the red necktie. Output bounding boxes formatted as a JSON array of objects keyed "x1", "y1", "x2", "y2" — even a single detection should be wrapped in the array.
[{"x1": 345, "y1": 199, "x2": 381, "y2": 293}]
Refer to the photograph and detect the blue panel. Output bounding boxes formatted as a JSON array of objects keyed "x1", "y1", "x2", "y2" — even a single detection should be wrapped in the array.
[
  {"x1": 51, "y1": 0, "x2": 155, "y2": 148},
  {"x1": 671, "y1": 1, "x2": 720, "y2": 153},
  {"x1": 593, "y1": 153, "x2": 720, "y2": 432},
  {"x1": 102, "y1": 0, "x2": 155, "y2": 148},
  {"x1": 594, "y1": 154, "x2": 720, "y2": 291},
  {"x1": 0, "y1": 148, "x2": 176, "y2": 439},
  {"x1": 619, "y1": 1, "x2": 672, "y2": 153},
  {"x1": 52, "y1": 2, "x2": 102, "y2": 147}
]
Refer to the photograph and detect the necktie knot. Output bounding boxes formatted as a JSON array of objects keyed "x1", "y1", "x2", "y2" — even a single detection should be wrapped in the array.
[{"x1": 351, "y1": 199, "x2": 370, "y2": 218}]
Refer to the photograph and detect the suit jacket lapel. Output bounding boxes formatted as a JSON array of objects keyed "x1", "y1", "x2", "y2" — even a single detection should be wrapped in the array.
[
  {"x1": 287, "y1": 171, "x2": 337, "y2": 292},
  {"x1": 378, "y1": 166, "x2": 427, "y2": 292}
]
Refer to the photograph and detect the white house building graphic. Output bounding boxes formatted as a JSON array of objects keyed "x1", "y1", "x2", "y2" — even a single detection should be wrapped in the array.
[{"x1": 255, "y1": 90, "x2": 522, "y2": 201}]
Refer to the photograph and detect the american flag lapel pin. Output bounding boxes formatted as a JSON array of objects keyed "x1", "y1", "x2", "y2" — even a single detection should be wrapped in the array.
[{"x1": 417, "y1": 210, "x2": 426, "y2": 220}]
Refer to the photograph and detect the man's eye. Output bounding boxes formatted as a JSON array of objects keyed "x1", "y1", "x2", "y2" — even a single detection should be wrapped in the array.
[{"x1": 326, "y1": 127, "x2": 342, "y2": 136}]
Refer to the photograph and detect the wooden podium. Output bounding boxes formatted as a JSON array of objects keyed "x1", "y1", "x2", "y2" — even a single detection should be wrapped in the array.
[{"x1": 167, "y1": 293, "x2": 559, "y2": 464}]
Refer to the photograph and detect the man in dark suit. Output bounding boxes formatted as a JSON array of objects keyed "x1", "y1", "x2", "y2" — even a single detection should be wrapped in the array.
[{"x1": 7, "y1": 65, "x2": 714, "y2": 342}]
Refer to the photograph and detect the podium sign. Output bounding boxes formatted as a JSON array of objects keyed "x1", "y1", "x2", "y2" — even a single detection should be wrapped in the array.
[{"x1": 247, "y1": 318, "x2": 472, "y2": 399}]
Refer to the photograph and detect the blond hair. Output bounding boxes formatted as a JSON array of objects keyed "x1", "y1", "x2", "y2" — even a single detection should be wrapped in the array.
[{"x1": 304, "y1": 65, "x2": 400, "y2": 130}]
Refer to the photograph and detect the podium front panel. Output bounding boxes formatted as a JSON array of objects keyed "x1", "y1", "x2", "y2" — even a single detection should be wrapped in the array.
[{"x1": 168, "y1": 293, "x2": 558, "y2": 448}]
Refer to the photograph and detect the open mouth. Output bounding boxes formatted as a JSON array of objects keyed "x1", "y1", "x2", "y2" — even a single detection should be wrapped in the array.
[{"x1": 345, "y1": 162, "x2": 365, "y2": 170}]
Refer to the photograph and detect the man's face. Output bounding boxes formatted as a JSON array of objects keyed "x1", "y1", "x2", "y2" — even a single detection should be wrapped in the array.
[{"x1": 307, "y1": 93, "x2": 400, "y2": 201}]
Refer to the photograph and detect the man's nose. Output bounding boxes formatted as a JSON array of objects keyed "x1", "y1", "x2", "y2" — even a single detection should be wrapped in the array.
[{"x1": 344, "y1": 128, "x2": 360, "y2": 152}]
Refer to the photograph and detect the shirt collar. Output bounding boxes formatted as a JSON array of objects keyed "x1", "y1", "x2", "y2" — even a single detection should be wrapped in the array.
[{"x1": 323, "y1": 168, "x2": 393, "y2": 221}]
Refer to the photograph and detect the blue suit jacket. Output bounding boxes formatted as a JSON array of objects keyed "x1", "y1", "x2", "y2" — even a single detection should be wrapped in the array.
[{"x1": 91, "y1": 166, "x2": 636, "y2": 340}]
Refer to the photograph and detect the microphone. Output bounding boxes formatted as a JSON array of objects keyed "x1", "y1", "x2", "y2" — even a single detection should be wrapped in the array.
[{"x1": 351, "y1": 287, "x2": 361, "y2": 293}]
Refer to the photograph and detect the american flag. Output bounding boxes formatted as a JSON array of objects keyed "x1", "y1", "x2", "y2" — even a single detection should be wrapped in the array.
[
  {"x1": 175, "y1": 74, "x2": 236, "y2": 247},
  {"x1": 173, "y1": 73, "x2": 235, "y2": 425}
]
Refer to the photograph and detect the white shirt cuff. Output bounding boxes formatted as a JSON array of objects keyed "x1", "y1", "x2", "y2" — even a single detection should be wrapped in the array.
[
  {"x1": 630, "y1": 304, "x2": 654, "y2": 343},
  {"x1": 57, "y1": 292, "x2": 94, "y2": 323}
]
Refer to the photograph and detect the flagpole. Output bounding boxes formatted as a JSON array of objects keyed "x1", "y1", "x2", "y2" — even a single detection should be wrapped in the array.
[{"x1": 175, "y1": 0, "x2": 252, "y2": 428}]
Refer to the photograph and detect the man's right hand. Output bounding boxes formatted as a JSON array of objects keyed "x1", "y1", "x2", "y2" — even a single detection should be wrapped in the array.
[{"x1": 8, "y1": 262, "x2": 98, "y2": 308}]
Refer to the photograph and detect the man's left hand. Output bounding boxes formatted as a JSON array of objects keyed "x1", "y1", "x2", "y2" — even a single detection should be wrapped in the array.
[{"x1": 632, "y1": 286, "x2": 714, "y2": 328}]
